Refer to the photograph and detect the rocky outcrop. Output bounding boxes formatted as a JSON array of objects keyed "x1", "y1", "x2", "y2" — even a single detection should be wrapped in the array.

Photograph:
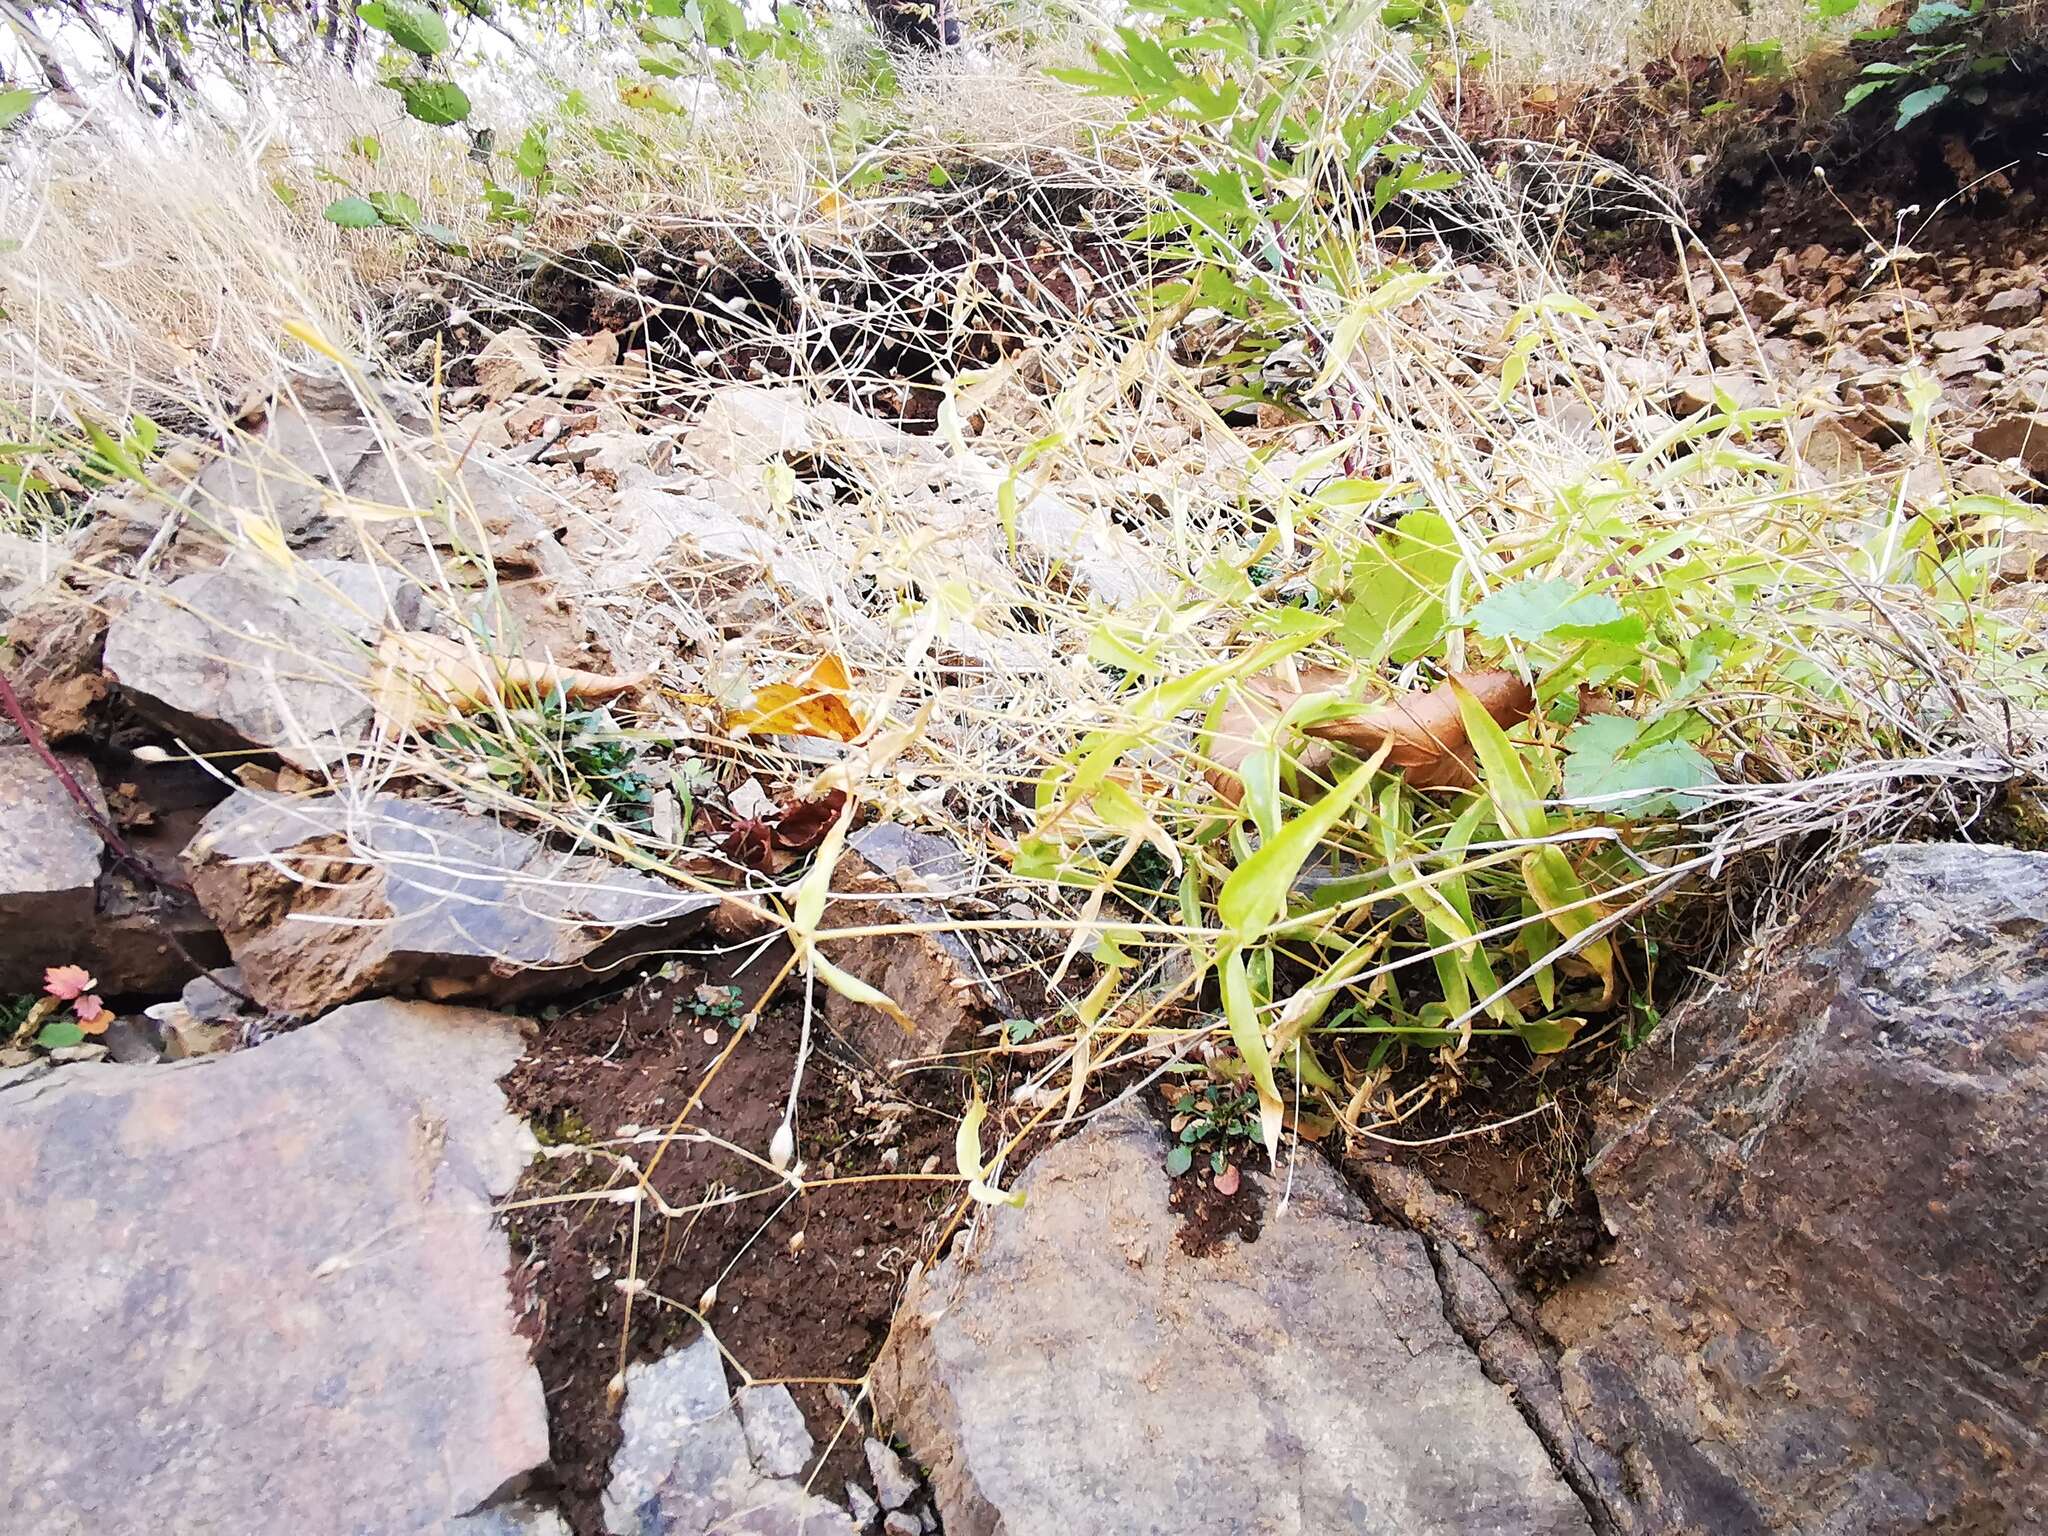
[
  {"x1": 871, "y1": 1103, "x2": 1592, "y2": 1536},
  {"x1": 0, "y1": 998, "x2": 549, "y2": 1536},
  {"x1": 103, "y1": 558, "x2": 428, "y2": 770},
  {"x1": 603, "y1": 1330, "x2": 854, "y2": 1536},
  {"x1": 184, "y1": 788, "x2": 725, "y2": 1017},
  {"x1": 1535, "y1": 842, "x2": 2048, "y2": 1536}
]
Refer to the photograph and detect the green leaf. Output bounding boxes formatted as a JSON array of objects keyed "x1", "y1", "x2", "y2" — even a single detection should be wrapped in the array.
[
  {"x1": 367, "y1": 189, "x2": 423, "y2": 226},
  {"x1": 1165, "y1": 1144, "x2": 1193, "y2": 1176},
  {"x1": 1842, "y1": 78, "x2": 1888, "y2": 108},
  {"x1": 1337, "y1": 511, "x2": 1460, "y2": 664},
  {"x1": 0, "y1": 87, "x2": 37, "y2": 128},
  {"x1": 1907, "y1": 0, "x2": 1968, "y2": 32},
  {"x1": 1561, "y1": 714, "x2": 1717, "y2": 816},
  {"x1": 1893, "y1": 82, "x2": 1950, "y2": 126},
  {"x1": 1471, "y1": 577, "x2": 1628, "y2": 643},
  {"x1": 323, "y1": 196, "x2": 384, "y2": 228},
  {"x1": 395, "y1": 78, "x2": 470, "y2": 125},
  {"x1": 36, "y1": 1017, "x2": 84, "y2": 1049},
  {"x1": 358, "y1": 0, "x2": 449, "y2": 56}
]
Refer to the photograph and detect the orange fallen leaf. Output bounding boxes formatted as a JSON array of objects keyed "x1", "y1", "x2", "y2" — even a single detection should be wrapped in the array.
[
  {"x1": 371, "y1": 631, "x2": 647, "y2": 734},
  {"x1": 728, "y1": 653, "x2": 864, "y2": 743},
  {"x1": 1207, "y1": 666, "x2": 1535, "y2": 804}
]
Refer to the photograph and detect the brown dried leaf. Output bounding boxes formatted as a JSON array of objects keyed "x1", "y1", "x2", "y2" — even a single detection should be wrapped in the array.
[{"x1": 1206, "y1": 666, "x2": 1534, "y2": 804}]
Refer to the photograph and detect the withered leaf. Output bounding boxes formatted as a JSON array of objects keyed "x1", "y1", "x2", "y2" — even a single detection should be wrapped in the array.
[
  {"x1": 1206, "y1": 666, "x2": 1534, "y2": 804},
  {"x1": 773, "y1": 789, "x2": 850, "y2": 851},
  {"x1": 728, "y1": 653, "x2": 864, "y2": 743}
]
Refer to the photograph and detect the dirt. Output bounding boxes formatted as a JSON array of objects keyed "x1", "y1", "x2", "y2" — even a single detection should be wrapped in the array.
[
  {"x1": 501, "y1": 941, "x2": 962, "y2": 1536},
  {"x1": 1341, "y1": 1038, "x2": 1609, "y2": 1296}
]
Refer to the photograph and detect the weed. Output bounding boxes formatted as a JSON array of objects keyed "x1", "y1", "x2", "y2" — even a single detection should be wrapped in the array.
[
  {"x1": 1842, "y1": 0, "x2": 2012, "y2": 127},
  {"x1": 679, "y1": 984, "x2": 744, "y2": 1029},
  {"x1": 1163, "y1": 1073, "x2": 1263, "y2": 1177},
  {"x1": 429, "y1": 683, "x2": 662, "y2": 828}
]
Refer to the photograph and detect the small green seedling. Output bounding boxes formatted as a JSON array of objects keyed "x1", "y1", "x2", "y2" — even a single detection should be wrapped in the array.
[{"x1": 1163, "y1": 1075, "x2": 1262, "y2": 1179}]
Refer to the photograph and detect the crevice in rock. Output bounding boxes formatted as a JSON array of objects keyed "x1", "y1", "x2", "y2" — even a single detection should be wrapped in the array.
[{"x1": 1353, "y1": 1159, "x2": 1629, "y2": 1536}]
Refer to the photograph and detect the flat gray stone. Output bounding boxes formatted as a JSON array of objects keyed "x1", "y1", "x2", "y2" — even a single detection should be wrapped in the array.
[
  {"x1": 103, "y1": 559, "x2": 424, "y2": 770},
  {"x1": 738, "y1": 1383, "x2": 816, "y2": 1479},
  {"x1": 605, "y1": 1331, "x2": 854, "y2": 1536},
  {"x1": 184, "y1": 789, "x2": 722, "y2": 1017},
  {"x1": 0, "y1": 745, "x2": 104, "y2": 992},
  {"x1": 0, "y1": 998, "x2": 548, "y2": 1535},
  {"x1": 872, "y1": 1105, "x2": 1591, "y2": 1536}
]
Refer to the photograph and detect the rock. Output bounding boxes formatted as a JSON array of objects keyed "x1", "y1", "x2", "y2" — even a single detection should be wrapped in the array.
[
  {"x1": 872, "y1": 1104, "x2": 1592, "y2": 1536},
  {"x1": 605, "y1": 1330, "x2": 855, "y2": 1536},
  {"x1": 0, "y1": 746, "x2": 226, "y2": 996},
  {"x1": 845, "y1": 1483, "x2": 881, "y2": 1528},
  {"x1": 1699, "y1": 290, "x2": 1740, "y2": 322},
  {"x1": 184, "y1": 789, "x2": 723, "y2": 1017},
  {"x1": 1983, "y1": 285, "x2": 2043, "y2": 323},
  {"x1": 881, "y1": 1515, "x2": 919, "y2": 1536},
  {"x1": 817, "y1": 823, "x2": 1007, "y2": 1073},
  {"x1": 0, "y1": 999, "x2": 549, "y2": 1534},
  {"x1": 1932, "y1": 321, "x2": 2005, "y2": 353},
  {"x1": 159, "y1": 1004, "x2": 239, "y2": 1059},
  {"x1": 451, "y1": 1502, "x2": 574, "y2": 1536},
  {"x1": 102, "y1": 559, "x2": 426, "y2": 770},
  {"x1": 95, "y1": 1016, "x2": 162, "y2": 1064},
  {"x1": 738, "y1": 1383, "x2": 816, "y2": 1480},
  {"x1": 862, "y1": 1440, "x2": 918, "y2": 1511},
  {"x1": 1666, "y1": 374, "x2": 1761, "y2": 415},
  {"x1": 555, "y1": 329, "x2": 622, "y2": 393},
  {"x1": 0, "y1": 746, "x2": 106, "y2": 991},
  {"x1": 1542, "y1": 844, "x2": 2048, "y2": 1535},
  {"x1": 476, "y1": 325, "x2": 552, "y2": 402},
  {"x1": 1974, "y1": 411, "x2": 2048, "y2": 474}
]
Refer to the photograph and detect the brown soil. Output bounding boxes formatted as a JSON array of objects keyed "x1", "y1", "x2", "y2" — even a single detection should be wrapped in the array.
[
  {"x1": 501, "y1": 941, "x2": 962, "y2": 1536},
  {"x1": 1341, "y1": 1039, "x2": 1608, "y2": 1296}
]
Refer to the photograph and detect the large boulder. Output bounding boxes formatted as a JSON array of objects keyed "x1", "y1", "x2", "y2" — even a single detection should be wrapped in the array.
[
  {"x1": 0, "y1": 999, "x2": 550, "y2": 1535},
  {"x1": 184, "y1": 789, "x2": 724, "y2": 1017},
  {"x1": 871, "y1": 1103, "x2": 1592, "y2": 1536},
  {"x1": 1541, "y1": 843, "x2": 2048, "y2": 1534}
]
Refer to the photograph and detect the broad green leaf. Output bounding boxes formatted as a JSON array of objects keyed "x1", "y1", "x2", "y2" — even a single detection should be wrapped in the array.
[
  {"x1": 396, "y1": 78, "x2": 470, "y2": 125},
  {"x1": 1165, "y1": 1144, "x2": 1193, "y2": 1175},
  {"x1": 37, "y1": 1017, "x2": 84, "y2": 1049},
  {"x1": 1336, "y1": 510, "x2": 1460, "y2": 664},
  {"x1": 323, "y1": 196, "x2": 384, "y2": 229},
  {"x1": 1842, "y1": 78, "x2": 1887, "y2": 108},
  {"x1": 1561, "y1": 714, "x2": 1717, "y2": 816},
  {"x1": 1471, "y1": 576, "x2": 1629, "y2": 643},
  {"x1": 367, "y1": 189, "x2": 423, "y2": 226},
  {"x1": 1893, "y1": 83, "x2": 1950, "y2": 126},
  {"x1": 358, "y1": 0, "x2": 449, "y2": 56},
  {"x1": 0, "y1": 87, "x2": 37, "y2": 128}
]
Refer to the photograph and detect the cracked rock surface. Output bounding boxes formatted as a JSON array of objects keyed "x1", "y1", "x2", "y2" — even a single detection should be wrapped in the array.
[
  {"x1": 871, "y1": 1102, "x2": 1591, "y2": 1536},
  {"x1": 0, "y1": 999, "x2": 549, "y2": 1536}
]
